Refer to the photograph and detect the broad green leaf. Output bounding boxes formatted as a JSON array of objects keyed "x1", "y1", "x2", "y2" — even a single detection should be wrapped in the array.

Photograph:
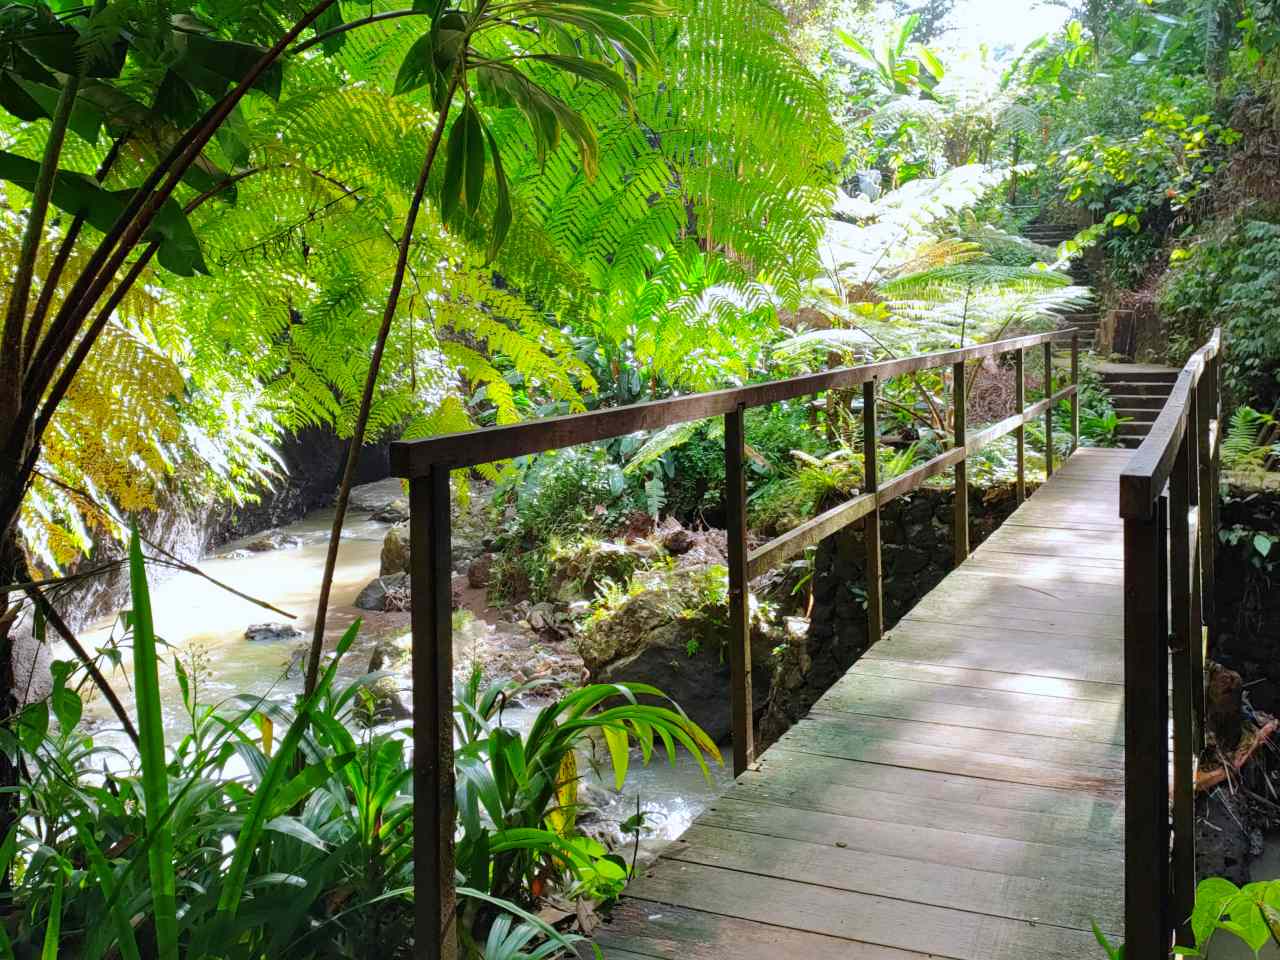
[
  {"x1": 602, "y1": 723, "x2": 630, "y2": 789},
  {"x1": 0, "y1": 151, "x2": 208, "y2": 275},
  {"x1": 522, "y1": 54, "x2": 630, "y2": 101},
  {"x1": 312, "y1": 2, "x2": 347, "y2": 54},
  {"x1": 1193, "y1": 877, "x2": 1241, "y2": 945},
  {"x1": 393, "y1": 33, "x2": 439, "y2": 96},
  {"x1": 0, "y1": 72, "x2": 103, "y2": 143},
  {"x1": 1254, "y1": 534, "x2": 1272, "y2": 557},
  {"x1": 483, "y1": 122, "x2": 511, "y2": 261},
  {"x1": 183, "y1": 34, "x2": 282, "y2": 100},
  {"x1": 441, "y1": 105, "x2": 470, "y2": 224},
  {"x1": 463, "y1": 102, "x2": 485, "y2": 216}
]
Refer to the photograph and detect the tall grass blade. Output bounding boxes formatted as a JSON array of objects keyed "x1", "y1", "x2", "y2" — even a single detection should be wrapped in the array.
[
  {"x1": 40, "y1": 871, "x2": 63, "y2": 960},
  {"x1": 214, "y1": 621, "x2": 360, "y2": 922},
  {"x1": 129, "y1": 529, "x2": 179, "y2": 960}
]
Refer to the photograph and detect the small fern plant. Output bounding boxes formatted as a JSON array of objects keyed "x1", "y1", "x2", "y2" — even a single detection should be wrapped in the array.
[{"x1": 1223, "y1": 405, "x2": 1280, "y2": 470}]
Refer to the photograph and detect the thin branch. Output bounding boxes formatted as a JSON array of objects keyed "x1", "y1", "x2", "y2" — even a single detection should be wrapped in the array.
[
  {"x1": 291, "y1": 8, "x2": 423, "y2": 54},
  {"x1": 304, "y1": 69, "x2": 464, "y2": 695},
  {"x1": 24, "y1": 136, "x2": 127, "y2": 366},
  {"x1": 27, "y1": 468, "x2": 298, "y2": 620},
  {"x1": 2, "y1": 73, "x2": 81, "y2": 415},
  {"x1": 23, "y1": 585, "x2": 140, "y2": 750}
]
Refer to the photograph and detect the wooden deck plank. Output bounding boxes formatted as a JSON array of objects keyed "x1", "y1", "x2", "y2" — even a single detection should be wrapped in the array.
[
  {"x1": 750, "y1": 749, "x2": 1123, "y2": 820},
  {"x1": 694, "y1": 795, "x2": 1122, "y2": 888},
  {"x1": 597, "y1": 448, "x2": 1129, "y2": 957},
  {"x1": 850, "y1": 657, "x2": 1124, "y2": 700},
  {"x1": 722, "y1": 769, "x2": 1123, "y2": 849},
  {"x1": 662, "y1": 823, "x2": 1124, "y2": 930},
  {"x1": 622, "y1": 861, "x2": 1104, "y2": 960},
  {"x1": 825, "y1": 671, "x2": 1122, "y2": 716},
  {"x1": 594, "y1": 902, "x2": 935, "y2": 960}
]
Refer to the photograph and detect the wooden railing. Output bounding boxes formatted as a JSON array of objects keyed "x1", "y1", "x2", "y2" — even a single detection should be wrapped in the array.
[
  {"x1": 1119, "y1": 328, "x2": 1223, "y2": 958},
  {"x1": 390, "y1": 330, "x2": 1081, "y2": 958}
]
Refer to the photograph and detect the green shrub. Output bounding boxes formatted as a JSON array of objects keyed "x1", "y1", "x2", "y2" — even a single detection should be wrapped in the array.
[
  {"x1": 1160, "y1": 218, "x2": 1280, "y2": 409},
  {"x1": 500, "y1": 445, "x2": 642, "y2": 544}
]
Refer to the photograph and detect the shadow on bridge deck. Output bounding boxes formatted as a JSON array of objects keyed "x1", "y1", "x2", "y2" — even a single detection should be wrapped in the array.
[{"x1": 592, "y1": 447, "x2": 1130, "y2": 960}]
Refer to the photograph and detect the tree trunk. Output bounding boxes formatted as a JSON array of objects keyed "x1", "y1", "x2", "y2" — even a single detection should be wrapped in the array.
[{"x1": 0, "y1": 519, "x2": 28, "y2": 893}]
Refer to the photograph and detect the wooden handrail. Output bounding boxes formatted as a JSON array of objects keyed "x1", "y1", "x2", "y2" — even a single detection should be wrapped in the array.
[
  {"x1": 392, "y1": 328, "x2": 1081, "y2": 960},
  {"x1": 1119, "y1": 327, "x2": 1223, "y2": 960},
  {"x1": 1119, "y1": 329, "x2": 1221, "y2": 518},
  {"x1": 391, "y1": 331, "x2": 1075, "y2": 475}
]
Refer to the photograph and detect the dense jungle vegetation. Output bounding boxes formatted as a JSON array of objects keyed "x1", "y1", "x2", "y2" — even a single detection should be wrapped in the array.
[{"x1": 2, "y1": 0, "x2": 1280, "y2": 956}]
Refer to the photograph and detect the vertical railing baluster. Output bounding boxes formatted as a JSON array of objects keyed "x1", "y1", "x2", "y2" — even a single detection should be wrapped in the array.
[
  {"x1": 863, "y1": 379, "x2": 884, "y2": 644},
  {"x1": 1124, "y1": 498, "x2": 1171, "y2": 959},
  {"x1": 1015, "y1": 347, "x2": 1026, "y2": 504},
  {"x1": 953, "y1": 360, "x2": 969, "y2": 565},
  {"x1": 1202, "y1": 348, "x2": 1221, "y2": 679},
  {"x1": 1071, "y1": 332, "x2": 1081, "y2": 454},
  {"x1": 1170, "y1": 430, "x2": 1197, "y2": 948},
  {"x1": 1187, "y1": 382, "x2": 1205, "y2": 757},
  {"x1": 1044, "y1": 340, "x2": 1055, "y2": 478},
  {"x1": 725, "y1": 402, "x2": 754, "y2": 777},
  {"x1": 410, "y1": 467, "x2": 457, "y2": 960}
]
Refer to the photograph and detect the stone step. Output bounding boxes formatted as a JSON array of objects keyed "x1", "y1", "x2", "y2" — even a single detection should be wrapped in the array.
[
  {"x1": 1109, "y1": 394, "x2": 1166, "y2": 409},
  {"x1": 1099, "y1": 369, "x2": 1178, "y2": 384},
  {"x1": 1115, "y1": 407, "x2": 1159, "y2": 422},
  {"x1": 1103, "y1": 381, "x2": 1176, "y2": 396}
]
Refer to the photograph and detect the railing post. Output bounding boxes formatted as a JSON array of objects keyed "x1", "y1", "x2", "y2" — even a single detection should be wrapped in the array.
[
  {"x1": 1169, "y1": 428, "x2": 1198, "y2": 947},
  {"x1": 863, "y1": 380, "x2": 884, "y2": 644},
  {"x1": 410, "y1": 467, "x2": 457, "y2": 960},
  {"x1": 1200, "y1": 350, "x2": 1220, "y2": 665},
  {"x1": 1015, "y1": 347, "x2": 1026, "y2": 504},
  {"x1": 1071, "y1": 331, "x2": 1080, "y2": 454},
  {"x1": 1124, "y1": 497, "x2": 1172, "y2": 960},
  {"x1": 953, "y1": 360, "x2": 969, "y2": 565},
  {"x1": 1044, "y1": 340, "x2": 1055, "y2": 478},
  {"x1": 725, "y1": 402, "x2": 754, "y2": 776}
]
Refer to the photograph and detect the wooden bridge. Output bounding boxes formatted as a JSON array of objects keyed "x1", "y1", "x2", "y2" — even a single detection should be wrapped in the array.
[{"x1": 390, "y1": 328, "x2": 1222, "y2": 960}]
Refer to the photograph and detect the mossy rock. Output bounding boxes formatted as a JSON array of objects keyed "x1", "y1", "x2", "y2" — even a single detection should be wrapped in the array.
[
  {"x1": 545, "y1": 538, "x2": 655, "y2": 603},
  {"x1": 578, "y1": 565, "x2": 776, "y2": 742}
]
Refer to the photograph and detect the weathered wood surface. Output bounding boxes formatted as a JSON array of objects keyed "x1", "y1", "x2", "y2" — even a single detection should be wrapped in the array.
[{"x1": 592, "y1": 448, "x2": 1129, "y2": 959}]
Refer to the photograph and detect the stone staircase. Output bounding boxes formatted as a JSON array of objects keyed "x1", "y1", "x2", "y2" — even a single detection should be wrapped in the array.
[
  {"x1": 1098, "y1": 364, "x2": 1180, "y2": 449},
  {"x1": 1020, "y1": 221, "x2": 1100, "y2": 350}
]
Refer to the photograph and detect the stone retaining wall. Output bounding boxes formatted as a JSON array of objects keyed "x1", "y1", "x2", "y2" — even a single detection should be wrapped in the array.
[{"x1": 760, "y1": 480, "x2": 1025, "y2": 745}]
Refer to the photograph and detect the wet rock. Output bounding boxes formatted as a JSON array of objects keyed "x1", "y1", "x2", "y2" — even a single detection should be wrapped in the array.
[
  {"x1": 454, "y1": 619, "x2": 585, "y2": 694},
  {"x1": 219, "y1": 548, "x2": 252, "y2": 560},
  {"x1": 546, "y1": 539, "x2": 650, "y2": 603},
  {"x1": 381, "y1": 523, "x2": 410, "y2": 576},
  {"x1": 245, "y1": 622, "x2": 303, "y2": 642},
  {"x1": 245, "y1": 530, "x2": 301, "y2": 552},
  {"x1": 355, "y1": 573, "x2": 409, "y2": 611},
  {"x1": 661, "y1": 528, "x2": 696, "y2": 556},
  {"x1": 528, "y1": 602, "x2": 557, "y2": 633},
  {"x1": 353, "y1": 675, "x2": 411, "y2": 727},
  {"x1": 368, "y1": 636, "x2": 409, "y2": 672},
  {"x1": 371, "y1": 499, "x2": 409, "y2": 524},
  {"x1": 578, "y1": 565, "x2": 776, "y2": 742},
  {"x1": 349, "y1": 478, "x2": 406, "y2": 515},
  {"x1": 468, "y1": 553, "x2": 495, "y2": 589}
]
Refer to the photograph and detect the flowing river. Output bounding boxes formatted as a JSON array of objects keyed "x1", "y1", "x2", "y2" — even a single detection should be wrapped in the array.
[{"x1": 67, "y1": 495, "x2": 729, "y2": 861}]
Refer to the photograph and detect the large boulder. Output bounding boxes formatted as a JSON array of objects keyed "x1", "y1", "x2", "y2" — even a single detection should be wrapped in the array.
[
  {"x1": 349, "y1": 478, "x2": 407, "y2": 515},
  {"x1": 545, "y1": 539, "x2": 651, "y2": 603},
  {"x1": 355, "y1": 573, "x2": 410, "y2": 611},
  {"x1": 578, "y1": 565, "x2": 777, "y2": 742},
  {"x1": 245, "y1": 622, "x2": 303, "y2": 642},
  {"x1": 381, "y1": 523, "x2": 410, "y2": 576}
]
